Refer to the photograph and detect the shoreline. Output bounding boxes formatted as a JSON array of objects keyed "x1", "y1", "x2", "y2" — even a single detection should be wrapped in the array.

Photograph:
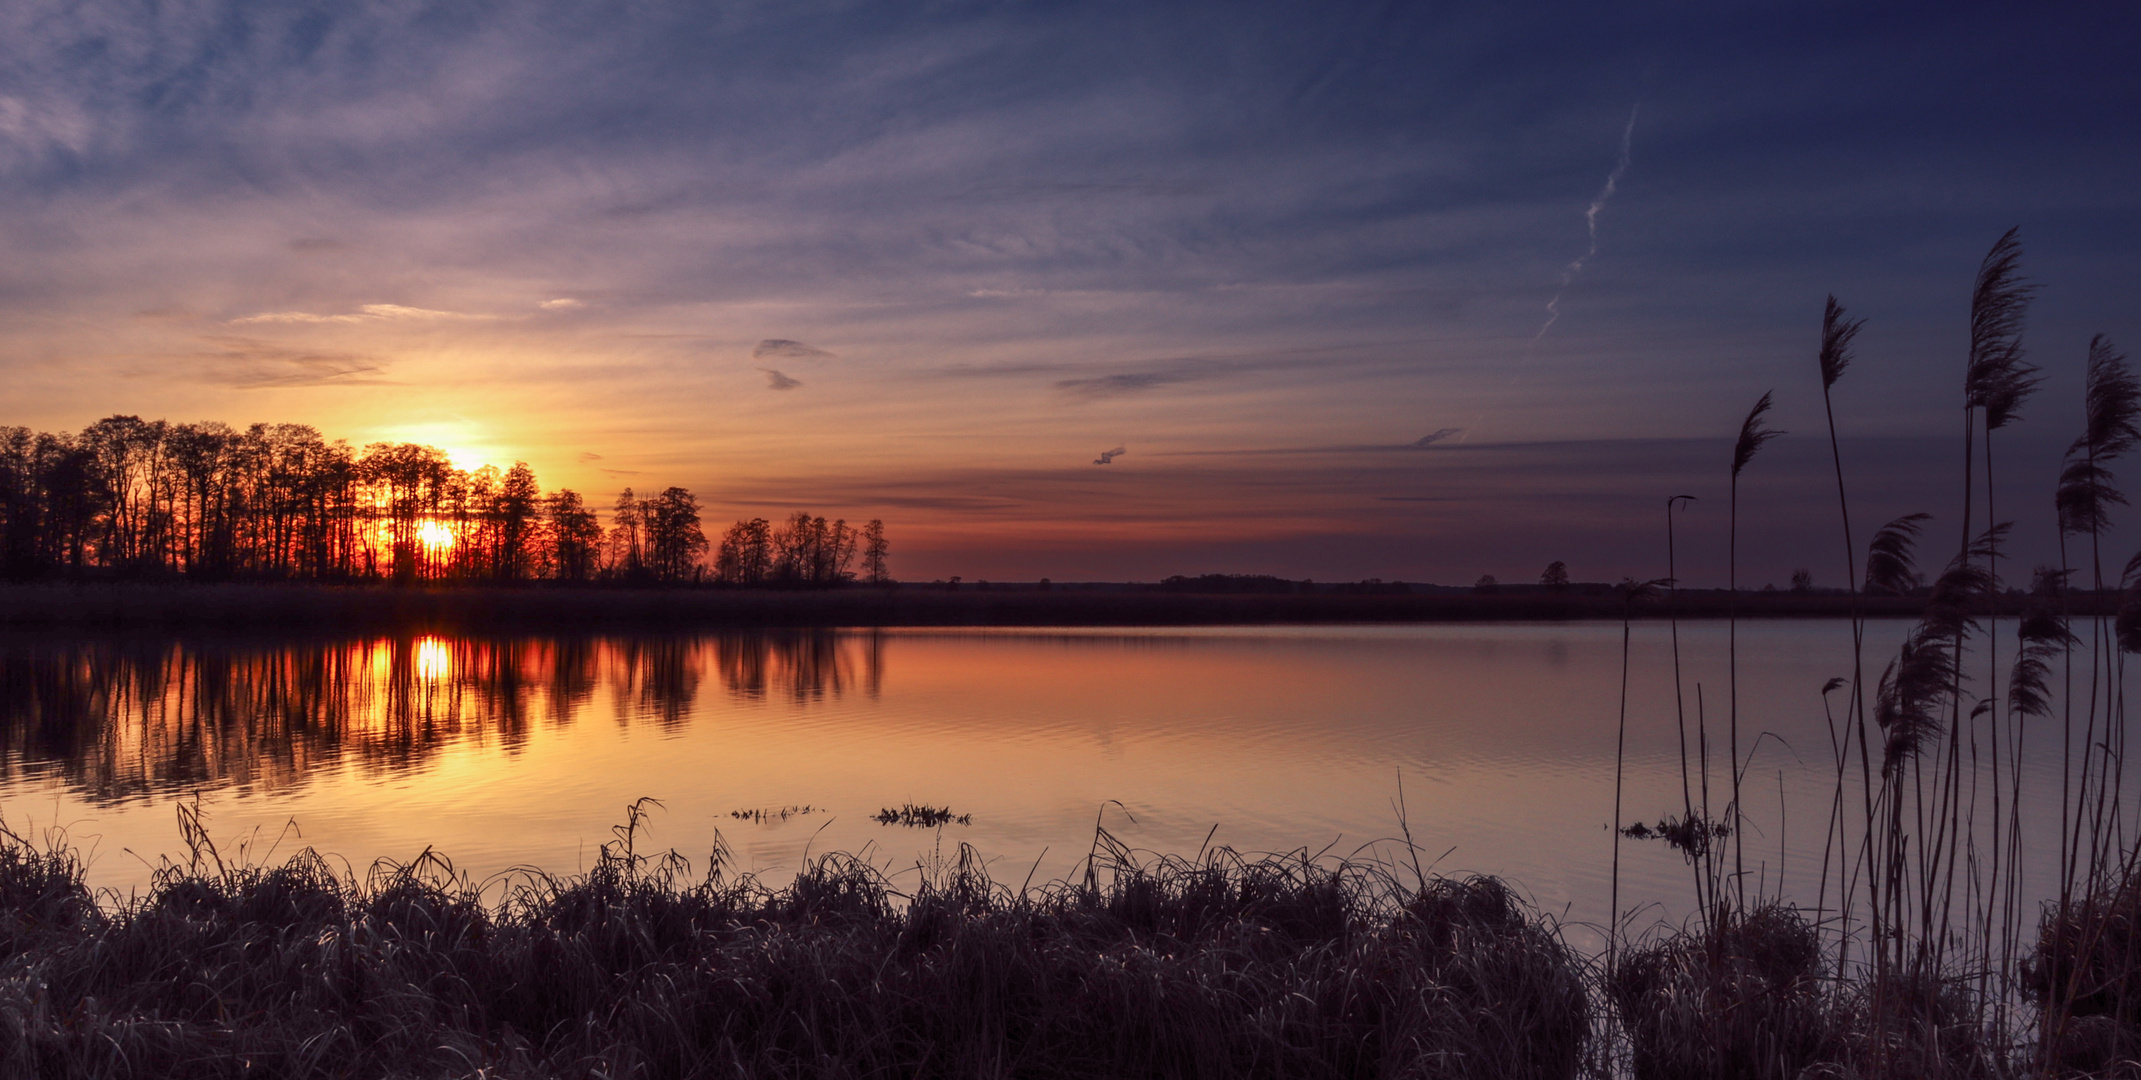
[{"x1": 0, "y1": 580, "x2": 2008, "y2": 631}]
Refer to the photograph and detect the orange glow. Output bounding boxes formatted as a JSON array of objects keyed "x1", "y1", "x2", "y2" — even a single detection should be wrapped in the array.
[
  {"x1": 416, "y1": 520, "x2": 456, "y2": 554},
  {"x1": 414, "y1": 637, "x2": 452, "y2": 680}
]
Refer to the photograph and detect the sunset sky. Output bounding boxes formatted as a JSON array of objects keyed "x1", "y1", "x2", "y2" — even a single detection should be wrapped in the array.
[{"x1": 3, "y1": 1, "x2": 2137, "y2": 584}]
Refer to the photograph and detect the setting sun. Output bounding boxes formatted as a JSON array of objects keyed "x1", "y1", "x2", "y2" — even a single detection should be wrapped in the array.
[{"x1": 416, "y1": 520, "x2": 456, "y2": 554}]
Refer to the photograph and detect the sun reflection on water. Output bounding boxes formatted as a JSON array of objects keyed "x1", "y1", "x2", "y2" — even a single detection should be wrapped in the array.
[{"x1": 414, "y1": 637, "x2": 452, "y2": 681}]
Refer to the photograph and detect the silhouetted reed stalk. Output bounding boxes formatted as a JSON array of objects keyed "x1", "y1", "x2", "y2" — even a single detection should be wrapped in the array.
[
  {"x1": 1729, "y1": 392, "x2": 1784, "y2": 908},
  {"x1": 2042, "y1": 333, "x2": 2141, "y2": 1064},
  {"x1": 1811, "y1": 295, "x2": 1875, "y2": 984},
  {"x1": 1962, "y1": 228, "x2": 2040, "y2": 998},
  {"x1": 1665, "y1": 494, "x2": 1708, "y2": 920},
  {"x1": 1611, "y1": 577, "x2": 1666, "y2": 990}
]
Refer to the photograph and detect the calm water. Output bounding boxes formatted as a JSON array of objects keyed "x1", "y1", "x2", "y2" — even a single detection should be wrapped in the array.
[{"x1": 0, "y1": 620, "x2": 2083, "y2": 947}]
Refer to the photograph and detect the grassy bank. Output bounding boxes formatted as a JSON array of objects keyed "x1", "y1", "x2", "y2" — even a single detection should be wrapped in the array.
[
  {"x1": 10, "y1": 813, "x2": 2141, "y2": 1077},
  {"x1": 0, "y1": 581, "x2": 1955, "y2": 631},
  {"x1": 0, "y1": 819, "x2": 1588, "y2": 1080}
]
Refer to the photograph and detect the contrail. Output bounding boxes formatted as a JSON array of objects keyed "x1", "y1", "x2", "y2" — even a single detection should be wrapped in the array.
[
  {"x1": 1452, "y1": 104, "x2": 1640, "y2": 446},
  {"x1": 1534, "y1": 104, "x2": 1639, "y2": 342}
]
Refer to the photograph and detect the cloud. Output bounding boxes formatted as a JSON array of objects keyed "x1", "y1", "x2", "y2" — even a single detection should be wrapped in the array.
[
  {"x1": 229, "y1": 304, "x2": 493, "y2": 325},
  {"x1": 1054, "y1": 372, "x2": 1194, "y2": 398},
  {"x1": 1162, "y1": 428, "x2": 1471, "y2": 456},
  {"x1": 762, "y1": 368, "x2": 802, "y2": 390},
  {"x1": 1094, "y1": 446, "x2": 1125, "y2": 464},
  {"x1": 176, "y1": 337, "x2": 387, "y2": 388},
  {"x1": 288, "y1": 238, "x2": 346, "y2": 252},
  {"x1": 753, "y1": 339, "x2": 836, "y2": 362},
  {"x1": 540, "y1": 298, "x2": 583, "y2": 310},
  {"x1": 578, "y1": 451, "x2": 604, "y2": 462}
]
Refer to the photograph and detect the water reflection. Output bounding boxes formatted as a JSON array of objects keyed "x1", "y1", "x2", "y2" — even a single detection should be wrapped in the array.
[{"x1": 0, "y1": 631, "x2": 878, "y2": 803}]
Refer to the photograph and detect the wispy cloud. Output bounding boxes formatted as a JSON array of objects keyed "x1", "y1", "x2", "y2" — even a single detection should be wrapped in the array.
[
  {"x1": 1163, "y1": 429, "x2": 1466, "y2": 456},
  {"x1": 1055, "y1": 372, "x2": 1194, "y2": 398},
  {"x1": 230, "y1": 304, "x2": 495, "y2": 325},
  {"x1": 753, "y1": 339, "x2": 835, "y2": 362},
  {"x1": 539, "y1": 298, "x2": 584, "y2": 310},
  {"x1": 762, "y1": 368, "x2": 802, "y2": 390},
  {"x1": 174, "y1": 337, "x2": 387, "y2": 388},
  {"x1": 1093, "y1": 445, "x2": 1125, "y2": 464}
]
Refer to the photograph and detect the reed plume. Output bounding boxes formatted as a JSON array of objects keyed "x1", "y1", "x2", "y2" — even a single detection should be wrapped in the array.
[
  {"x1": 2057, "y1": 337, "x2": 2141, "y2": 538},
  {"x1": 1965, "y1": 227, "x2": 2040, "y2": 431},
  {"x1": 2009, "y1": 606, "x2": 2074, "y2": 723},
  {"x1": 1863, "y1": 512, "x2": 1931, "y2": 596},
  {"x1": 1877, "y1": 628, "x2": 1959, "y2": 778},
  {"x1": 1732, "y1": 391, "x2": 1785, "y2": 479},
  {"x1": 1818, "y1": 294, "x2": 1863, "y2": 390}
]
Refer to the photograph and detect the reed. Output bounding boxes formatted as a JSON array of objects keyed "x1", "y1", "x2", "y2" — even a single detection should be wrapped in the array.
[{"x1": 1729, "y1": 391, "x2": 1785, "y2": 907}]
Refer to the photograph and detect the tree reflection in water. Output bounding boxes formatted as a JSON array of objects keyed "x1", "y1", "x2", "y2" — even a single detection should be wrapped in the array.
[{"x1": 0, "y1": 631, "x2": 877, "y2": 803}]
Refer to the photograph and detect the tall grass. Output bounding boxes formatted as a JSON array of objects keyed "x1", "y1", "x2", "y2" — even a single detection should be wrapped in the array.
[
  {"x1": 0, "y1": 812, "x2": 1591, "y2": 1080},
  {"x1": 1614, "y1": 231, "x2": 2141, "y2": 1079}
]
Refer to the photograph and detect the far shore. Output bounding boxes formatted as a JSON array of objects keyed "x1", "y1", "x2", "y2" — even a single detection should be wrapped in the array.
[{"x1": 0, "y1": 580, "x2": 2062, "y2": 631}]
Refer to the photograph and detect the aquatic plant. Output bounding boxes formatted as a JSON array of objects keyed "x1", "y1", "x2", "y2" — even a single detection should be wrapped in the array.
[{"x1": 874, "y1": 803, "x2": 972, "y2": 827}]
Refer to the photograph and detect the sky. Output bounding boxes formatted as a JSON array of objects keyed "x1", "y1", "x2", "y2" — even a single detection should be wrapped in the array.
[{"x1": 2, "y1": 0, "x2": 2138, "y2": 585}]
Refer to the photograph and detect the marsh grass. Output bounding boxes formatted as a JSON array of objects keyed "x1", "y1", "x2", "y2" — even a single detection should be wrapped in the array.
[
  {"x1": 729, "y1": 805, "x2": 820, "y2": 824},
  {"x1": 875, "y1": 804, "x2": 971, "y2": 827},
  {"x1": 0, "y1": 811, "x2": 1592, "y2": 1080}
]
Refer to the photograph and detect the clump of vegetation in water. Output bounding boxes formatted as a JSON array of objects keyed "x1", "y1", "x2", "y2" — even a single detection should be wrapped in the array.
[
  {"x1": 0, "y1": 808, "x2": 1589, "y2": 1080},
  {"x1": 727, "y1": 805, "x2": 819, "y2": 823},
  {"x1": 873, "y1": 802, "x2": 970, "y2": 826}
]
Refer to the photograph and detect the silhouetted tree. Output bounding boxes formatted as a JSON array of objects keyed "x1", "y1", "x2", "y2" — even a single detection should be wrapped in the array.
[
  {"x1": 716, "y1": 518, "x2": 773, "y2": 585},
  {"x1": 1540, "y1": 561, "x2": 1569, "y2": 592},
  {"x1": 491, "y1": 462, "x2": 541, "y2": 581},
  {"x1": 546, "y1": 489, "x2": 602, "y2": 582},
  {"x1": 609, "y1": 488, "x2": 645, "y2": 580},
  {"x1": 643, "y1": 487, "x2": 708, "y2": 583},
  {"x1": 861, "y1": 519, "x2": 889, "y2": 584},
  {"x1": 0, "y1": 412, "x2": 872, "y2": 591}
]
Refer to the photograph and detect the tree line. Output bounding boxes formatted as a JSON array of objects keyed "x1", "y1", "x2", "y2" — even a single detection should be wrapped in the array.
[{"x1": 0, "y1": 415, "x2": 885, "y2": 586}]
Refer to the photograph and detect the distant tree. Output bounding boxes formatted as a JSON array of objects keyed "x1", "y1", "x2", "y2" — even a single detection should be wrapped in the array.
[
  {"x1": 360, "y1": 442, "x2": 451, "y2": 583},
  {"x1": 1540, "y1": 561, "x2": 1569, "y2": 592},
  {"x1": 643, "y1": 487, "x2": 708, "y2": 582},
  {"x1": 608, "y1": 488, "x2": 644, "y2": 579},
  {"x1": 1473, "y1": 574, "x2": 1499, "y2": 595},
  {"x1": 491, "y1": 462, "x2": 541, "y2": 581},
  {"x1": 2031, "y1": 565, "x2": 2068, "y2": 598},
  {"x1": 769, "y1": 511, "x2": 857, "y2": 586},
  {"x1": 1790, "y1": 568, "x2": 1814, "y2": 594},
  {"x1": 716, "y1": 517, "x2": 773, "y2": 585},
  {"x1": 546, "y1": 489, "x2": 602, "y2": 582},
  {"x1": 861, "y1": 519, "x2": 889, "y2": 584},
  {"x1": 0, "y1": 411, "x2": 777, "y2": 588}
]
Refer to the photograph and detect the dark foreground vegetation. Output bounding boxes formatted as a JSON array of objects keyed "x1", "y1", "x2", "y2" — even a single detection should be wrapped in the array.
[
  {"x1": 0, "y1": 815, "x2": 1590, "y2": 1080},
  {"x1": 10, "y1": 812, "x2": 2141, "y2": 1079}
]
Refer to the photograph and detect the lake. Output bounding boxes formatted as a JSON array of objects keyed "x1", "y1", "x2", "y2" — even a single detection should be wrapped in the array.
[{"x1": 0, "y1": 618, "x2": 2084, "y2": 950}]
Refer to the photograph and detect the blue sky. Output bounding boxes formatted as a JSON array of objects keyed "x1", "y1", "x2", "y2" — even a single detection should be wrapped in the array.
[{"x1": 2, "y1": 0, "x2": 2137, "y2": 583}]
